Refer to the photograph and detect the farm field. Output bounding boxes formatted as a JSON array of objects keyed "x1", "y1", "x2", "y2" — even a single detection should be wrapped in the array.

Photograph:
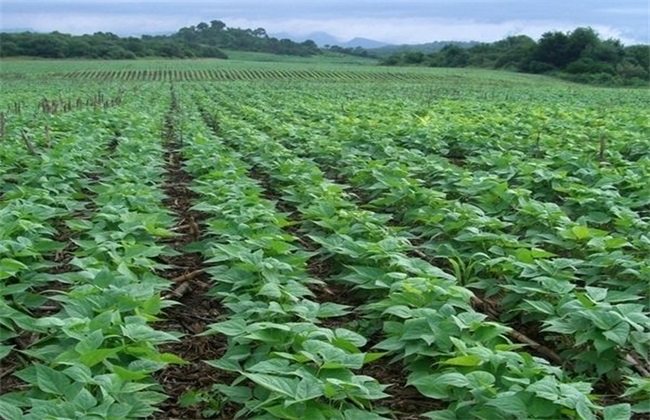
[{"x1": 0, "y1": 59, "x2": 649, "y2": 420}]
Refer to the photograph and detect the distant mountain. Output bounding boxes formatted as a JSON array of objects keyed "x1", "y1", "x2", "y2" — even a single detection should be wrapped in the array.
[
  {"x1": 340, "y1": 37, "x2": 391, "y2": 49},
  {"x1": 271, "y1": 31, "x2": 391, "y2": 49},
  {"x1": 271, "y1": 31, "x2": 340, "y2": 46}
]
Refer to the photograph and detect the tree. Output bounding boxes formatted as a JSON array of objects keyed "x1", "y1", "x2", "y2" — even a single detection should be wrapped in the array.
[
  {"x1": 210, "y1": 20, "x2": 226, "y2": 31},
  {"x1": 566, "y1": 27, "x2": 600, "y2": 62},
  {"x1": 535, "y1": 31, "x2": 571, "y2": 68}
]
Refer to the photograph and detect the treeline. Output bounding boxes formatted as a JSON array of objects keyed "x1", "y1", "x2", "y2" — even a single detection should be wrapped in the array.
[
  {"x1": 174, "y1": 20, "x2": 320, "y2": 56},
  {"x1": 0, "y1": 20, "x2": 320, "y2": 59},
  {"x1": 381, "y1": 28, "x2": 650, "y2": 86},
  {"x1": 0, "y1": 32, "x2": 228, "y2": 59}
]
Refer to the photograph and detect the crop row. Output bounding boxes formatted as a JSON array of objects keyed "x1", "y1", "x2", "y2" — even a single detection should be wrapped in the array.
[
  {"x1": 0, "y1": 93, "x2": 186, "y2": 418},
  {"x1": 56, "y1": 69, "x2": 438, "y2": 83}
]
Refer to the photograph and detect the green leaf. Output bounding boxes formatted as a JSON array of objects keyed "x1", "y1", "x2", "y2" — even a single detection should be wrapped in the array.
[
  {"x1": 465, "y1": 371, "x2": 495, "y2": 389},
  {"x1": 571, "y1": 225, "x2": 591, "y2": 240},
  {"x1": 0, "y1": 258, "x2": 28, "y2": 280},
  {"x1": 486, "y1": 394, "x2": 527, "y2": 415},
  {"x1": 523, "y1": 300, "x2": 555, "y2": 315},
  {"x1": 66, "y1": 219, "x2": 94, "y2": 231},
  {"x1": 334, "y1": 328, "x2": 367, "y2": 347},
  {"x1": 75, "y1": 330, "x2": 104, "y2": 354},
  {"x1": 422, "y1": 409, "x2": 456, "y2": 420},
  {"x1": 603, "y1": 403, "x2": 631, "y2": 420},
  {"x1": 440, "y1": 355, "x2": 482, "y2": 367},
  {"x1": 201, "y1": 318, "x2": 247, "y2": 336},
  {"x1": 35, "y1": 364, "x2": 70, "y2": 395},
  {"x1": 63, "y1": 365, "x2": 93, "y2": 383},
  {"x1": 73, "y1": 387, "x2": 97, "y2": 410},
  {"x1": 576, "y1": 400, "x2": 596, "y2": 420},
  {"x1": 382, "y1": 305, "x2": 412, "y2": 318},
  {"x1": 602, "y1": 322, "x2": 630, "y2": 347},
  {"x1": 248, "y1": 359, "x2": 291, "y2": 374},
  {"x1": 112, "y1": 365, "x2": 149, "y2": 381},
  {"x1": 0, "y1": 400, "x2": 23, "y2": 420},
  {"x1": 213, "y1": 384, "x2": 252, "y2": 403},
  {"x1": 243, "y1": 373, "x2": 297, "y2": 398},
  {"x1": 0, "y1": 345, "x2": 14, "y2": 361},
  {"x1": 257, "y1": 282, "x2": 282, "y2": 299},
  {"x1": 409, "y1": 373, "x2": 469, "y2": 399},
  {"x1": 527, "y1": 377, "x2": 559, "y2": 401},
  {"x1": 363, "y1": 352, "x2": 387, "y2": 364},
  {"x1": 79, "y1": 347, "x2": 122, "y2": 367},
  {"x1": 292, "y1": 377, "x2": 324, "y2": 403},
  {"x1": 585, "y1": 286, "x2": 608, "y2": 302},
  {"x1": 155, "y1": 352, "x2": 187, "y2": 365},
  {"x1": 122, "y1": 323, "x2": 179, "y2": 344}
]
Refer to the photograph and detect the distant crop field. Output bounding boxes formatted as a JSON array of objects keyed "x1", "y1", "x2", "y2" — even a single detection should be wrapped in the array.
[{"x1": 1, "y1": 59, "x2": 648, "y2": 420}]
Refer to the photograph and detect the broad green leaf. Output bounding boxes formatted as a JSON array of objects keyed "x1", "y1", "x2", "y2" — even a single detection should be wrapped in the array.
[
  {"x1": 112, "y1": 365, "x2": 149, "y2": 381},
  {"x1": 523, "y1": 300, "x2": 555, "y2": 315},
  {"x1": 422, "y1": 409, "x2": 456, "y2": 420},
  {"x1": 35, "y1": 364, "x2": 70, "y2": 395},
  {"x1": 292, "y1": 377, "x2": 324, "y2": 403},
  {"x1": 486, "y1": 394, "x2": 527, "y2": 415},
  {"x1": 0, "y1": 400, "x2": 23, "y2": 420},
  {"x1": 66, "y1": 219, "x2": 94, "y2": 231},
  {"x1": 248, "y1": 359, "x2": 291, "y2": 374},
  {"x1": 63, "y1": 365, "x2": 94, "y2": 383},
  {"x1": 571, "y1": 225, "x2": 591, "y2": 240},
  {"x1": 465, "y1": 371, "x2": 495, "y2": 388},
  {"x1": 603, "y1": 403, "x2": 631, "y2": 420},
  {"x1": 585, "y1": 286, "x2": 608, "y2": 302},
  {"x1": 334, "y1": 328, "x2": 367, "y2": 347},
  {"x1": 527, "y1": 377, "x2": 560, "y2": 401},
  {"x1": 257, "y1": 282, "x2": 282, "y2": 299},
  {"x1": 343, "y1": 408, "x2": 389, "y2": 420},
  {"x1": 75, "y1": 330, "x2": 104, "y2": 354},
  {"x1": 79, "y1": 347, "x2": 122, "y2": 367},
  {"x1": 243, "y1": 373, "x2": 297, "y2": 398},
  {"x1": 602, "y1": 322, "x2": 630, "y2": 347},
  {"x1": 201, "y1": 318, "x2": 247, "y2": 336},
  {"x1": 0, "y1": 345, "x2": 14, "y2": 361},
  {"x1": 121, "y1": 324, "x2": 179, "y2": 344},
  {"x1": 382, "y1": 305, "x2": 412, "y2": 318},
  {"x1": 576, "y1": 400, "x2": 597, "y2": 420},
  {"x1": 0, "y1": 259, "x2": 28, "y2": 280},
  {"x1": 73, "y1": 387, "x2": 97, "y2": 410},
  {"x1": 213, "y1": 384, "x2": 252, "y2": 403},
  {"x1": 409, "y1": 373, "x2": 469, "y2": 399}
]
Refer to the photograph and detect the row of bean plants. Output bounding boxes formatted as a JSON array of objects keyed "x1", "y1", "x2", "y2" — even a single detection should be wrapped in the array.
[{"x1": 1, "y1": 88, "x2": 186, "y2": 419}]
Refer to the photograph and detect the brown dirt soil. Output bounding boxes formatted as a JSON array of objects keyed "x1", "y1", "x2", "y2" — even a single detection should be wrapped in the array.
[{"x1": 153, "y1": 103, "x2": 237, "y2": 418}]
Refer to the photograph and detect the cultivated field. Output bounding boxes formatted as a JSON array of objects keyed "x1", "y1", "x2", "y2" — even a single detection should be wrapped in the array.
[{"x1": 0, "y1": 59, "x2": 648, "y2": 419}]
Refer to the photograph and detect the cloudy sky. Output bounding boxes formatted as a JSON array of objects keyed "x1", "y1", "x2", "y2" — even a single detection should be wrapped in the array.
[{"x1": 2, "y1": 0, "x2": 648, "y2": 45}]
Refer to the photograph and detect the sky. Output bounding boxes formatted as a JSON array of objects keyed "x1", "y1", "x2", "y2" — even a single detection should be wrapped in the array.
[{"x1": 1, "y1": 0, "x2": 648, "y2": 45}]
